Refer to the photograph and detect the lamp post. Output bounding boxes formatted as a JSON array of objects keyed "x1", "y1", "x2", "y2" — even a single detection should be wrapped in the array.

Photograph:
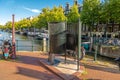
[{"x1": 12, "y1": 14, "x2": 16, "y2": 59}]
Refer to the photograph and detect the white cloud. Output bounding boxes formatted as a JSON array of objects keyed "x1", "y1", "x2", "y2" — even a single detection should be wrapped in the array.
[{"x1": 23, "y1": 7, "x2": 41, "y2": 13}]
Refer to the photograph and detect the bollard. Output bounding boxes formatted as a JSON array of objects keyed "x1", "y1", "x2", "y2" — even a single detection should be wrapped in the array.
[
  {"x1": 17, "y1": 40, "x2": 18, "y2": 51},
  {"x1": 48, "y1": 52, "x2": 55, "y2": 65},
  {"x1": 32, "y1": 40, "x2": 34, "y2": 51},
  {"x1": 43, "y1": 38, "x2": 47, "y2": 52},
  {"x1": 49, "y1": 53, "x2": 55, "y2": 65}
]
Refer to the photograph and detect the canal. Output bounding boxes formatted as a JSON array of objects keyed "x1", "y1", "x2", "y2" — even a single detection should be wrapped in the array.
[{"x1": 0, "y1": 31, "x2": 44, "y2": 51}]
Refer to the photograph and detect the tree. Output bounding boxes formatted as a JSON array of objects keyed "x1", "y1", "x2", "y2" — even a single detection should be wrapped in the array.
[
  {"x1": 5, "y1": 21, "x2": 12, "y2": 29},
  {"x1": 0, "y1": 25, "x2": 5, "y2": 29},
  {"x1": 81, "y1": 0, "x2": 101, "y2": 29},
  {"x1": 31, "y1": 17, "x2": 39, "y2": 28},
  {"x1": 80, "y1": 0, "x2": 101, "y2": 52},
  {"x1": 17, "y1": 18, "x2": 31, "y2": 30},
  {"x1": 67, "y1": 4, "x2": 80, "y2": 23},
  {"x1": 14, "y1": 22, "x2": 19, "y2": 30},
  {"x1": 37, "y1": 7, "x2": 50, "y2": 28},
  {"x1": 107, "y1": 0, "x2": 120, "y2": 23},
  {"x1": 37, "y1": 6, "x2": 67, "y2": 29},
  {"x1": 48, "y1": 6, "x2": 67, "y2": 22},
  {"x1": 99, "y1": 0, "x2": 120, "y2": 32}
]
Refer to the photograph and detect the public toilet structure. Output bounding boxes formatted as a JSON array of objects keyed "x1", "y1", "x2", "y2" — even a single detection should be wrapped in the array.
[{"x1": 48, "y1": 21, "x2": 82, "y2": 71}]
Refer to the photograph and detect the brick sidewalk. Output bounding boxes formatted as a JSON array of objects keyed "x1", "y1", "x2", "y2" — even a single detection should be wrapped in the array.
[
  {"x1": 0, "y1": 52, "x2": 120, "y2": 80},
  {"x1": 38, "y1": 53, "x2": 120, "y2": 80},
  {"x1": 0, "y1": 52, "x2": 62, "y2": 80},
  {"x1": 80, "y1": 58, "x2": 120, "y2": 80},
  {"x1": 38, "y1": 54, "x2": 83, "y2": 80}
]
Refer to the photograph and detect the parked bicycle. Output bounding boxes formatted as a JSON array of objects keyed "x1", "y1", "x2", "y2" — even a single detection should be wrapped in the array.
[
  {"x1": 66, "y1": 46, "x2": 86, "y2": 61},
  {"x1": 1, "y1": 40, "x2": 12, "y2": 59}
]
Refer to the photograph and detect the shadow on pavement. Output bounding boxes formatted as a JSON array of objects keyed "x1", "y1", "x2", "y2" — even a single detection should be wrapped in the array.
[
  {"x1": 16, "y1": 66, "x2": 62, "y2": 80},
  {"x1": 83, "y1": 63, "x2": 120, "y2": 74},
  {"x1": 16, "y1": 54, "x2": 46, "y2": 66},
  {"x1": 15, "y1": 54, "x2": 82, "y2": 80},
  {"x1": 2, "y1": 52, "x2": 104, "y2": 80},
  {"x1": 80, "y1": 78, "x2": 101, "y2": 80}
]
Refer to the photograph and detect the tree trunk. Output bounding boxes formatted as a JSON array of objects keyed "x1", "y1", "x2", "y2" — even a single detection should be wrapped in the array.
[
  {"x1": 119, "y1": 23, "x2": 120, "y2": 38},
  {"x1": 112, "y1": 22, "x2": 114, "y2": 32},
  {"x1": 118, "y1": 23, "x2": 120, "y2": 31},
  {"x1": 89, "y1": 25, "x2": 93, "y2": 52},
  {"x1": 104, "y1": 23, "x2": 107, "y2": 38}
]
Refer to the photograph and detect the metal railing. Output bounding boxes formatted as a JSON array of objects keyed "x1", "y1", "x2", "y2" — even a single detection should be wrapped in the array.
[
  {"x1": 16, "y1": 39, "x2": 48, "y2": 51},
  {"x1": 0, "y1": 39, "x2": 48, "y2": 52}
]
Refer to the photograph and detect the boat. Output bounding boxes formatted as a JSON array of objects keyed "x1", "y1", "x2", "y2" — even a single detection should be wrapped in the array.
[
  {"x1": 35, "y1": 33, "x2": 49, "y2": 40},
  {"x1": 27, "y1": 31, "x2": 40, "y2": 37}
]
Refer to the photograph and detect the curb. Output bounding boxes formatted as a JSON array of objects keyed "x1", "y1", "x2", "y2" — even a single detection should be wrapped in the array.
[
  {"x1": 39, "y1": 59, "x2": 70, "y2": 80},
  {"x1": 38, "y1": 55, "x2": 85, "y2": 80}
]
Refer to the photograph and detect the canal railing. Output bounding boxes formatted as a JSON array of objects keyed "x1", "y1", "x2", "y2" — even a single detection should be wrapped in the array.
[{"x1": 0, "y1": 39, "x2": 48, "y2": 52}]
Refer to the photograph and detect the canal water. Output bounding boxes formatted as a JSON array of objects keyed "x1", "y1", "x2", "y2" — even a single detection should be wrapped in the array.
[{"x1": 0, "y1": 31, "x2": 43, "y2": 51}]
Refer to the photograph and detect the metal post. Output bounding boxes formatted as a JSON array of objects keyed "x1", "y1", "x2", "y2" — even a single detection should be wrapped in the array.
[
  {"x1": 65, "y1": 21, "x2": 67, "y2": 64},
  {"x1": 48, "y1": 23, "x2": 50, "y2": 61},
  {"x1": 17, "y1": 40, "x2": 18, "y2": 51},
  {"x1": 65, "y1": 21, "x2": 68, "y2": 64},
  {"x1": 32, "y1": 40, "x2": 34, "y2": 51},
  {"x1": 65, "y1": 51, "x2": 67, "y2": 64},
  {"x1": 12, "y1": 14, "x2": 16, "y2": 59},
  {"x1": 94, "y1": 44, "x2": 98, "y2": 61},
  {"x1": 77, "y1": 19, "x2": 81, "y2": 71},
  {"x1": 118, "y1": 62, "x2": 120, "y2": 71},
  {"x1": 43, "y1": 38, "x2": 47, "y2": 52},
  {"x1": 34, "y1": 27, "x2": 35, "y2": 37}
]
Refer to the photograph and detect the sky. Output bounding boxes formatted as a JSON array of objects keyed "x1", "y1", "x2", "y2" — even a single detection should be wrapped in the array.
[{"x1": 0, "y1": 0, "x2": 82, "y2": 25}]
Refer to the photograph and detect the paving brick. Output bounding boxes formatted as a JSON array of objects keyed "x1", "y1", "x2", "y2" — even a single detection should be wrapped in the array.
[
  {"x1": 0, "y1": 52, "x2": 62, "y2": 80},
  {"x1": 1, "y1": 51, "x2": 119, "y2": 80}
]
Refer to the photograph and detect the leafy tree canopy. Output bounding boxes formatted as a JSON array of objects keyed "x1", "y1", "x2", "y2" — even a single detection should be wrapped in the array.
[{"x1": 67, "y1": 4, "x2": 80, "y2": 23}]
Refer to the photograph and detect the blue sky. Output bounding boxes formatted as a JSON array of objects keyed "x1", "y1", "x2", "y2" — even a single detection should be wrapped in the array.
[{"x1": 0, "y1": 0, "x2": 82, "y2": 25}]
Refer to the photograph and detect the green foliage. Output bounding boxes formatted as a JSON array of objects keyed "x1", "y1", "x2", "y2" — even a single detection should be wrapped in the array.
[
  {"x1": 3, "y1": 21, "x2": 18, "y2": 30},
  {"x1": 38, "y1": 7, "x2": 50, "y2": 28},
  {"x1": 5, "y1": 21, "x2": 12, "y2": 29},
  {"x1": 37, "y1": 6, "x2": 67, "y2": 28},
  {"x1": 17, "y1": 18, "x2": 31, "y2": 29},
  {"x1": 81, "y1": 0, "x2": 100, "y2": 26},
  {"x1": 107, "y1": 0, "x2": 120, "y2": 23},
  {"x1": 81, "y1": 0, "x2": 120, "y2": 25},
  {"x1": 3, "y1": 0, "x2": 120, "y2": 31},
  {"x1": 0, "y1": 25, "x2": 5, "y2": 29},
  {"x1": 48, "y1": 6, "x2": 67, "y2": 22},
  {"x1": 67, "y1": 4, "x2": 80, "y2": 23},
  {"x1": 4, "y1": 18, "x2": 31, "y2": 30},
  {"x1": 14, "y1": 22, "x2": 19, "y2": 30},
  {"x1": 99, "y1": 1, "x2": 108, "y2": 23},
  {"x1": 31, "y1": 17, "x2": 39, "y2": 28}
]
